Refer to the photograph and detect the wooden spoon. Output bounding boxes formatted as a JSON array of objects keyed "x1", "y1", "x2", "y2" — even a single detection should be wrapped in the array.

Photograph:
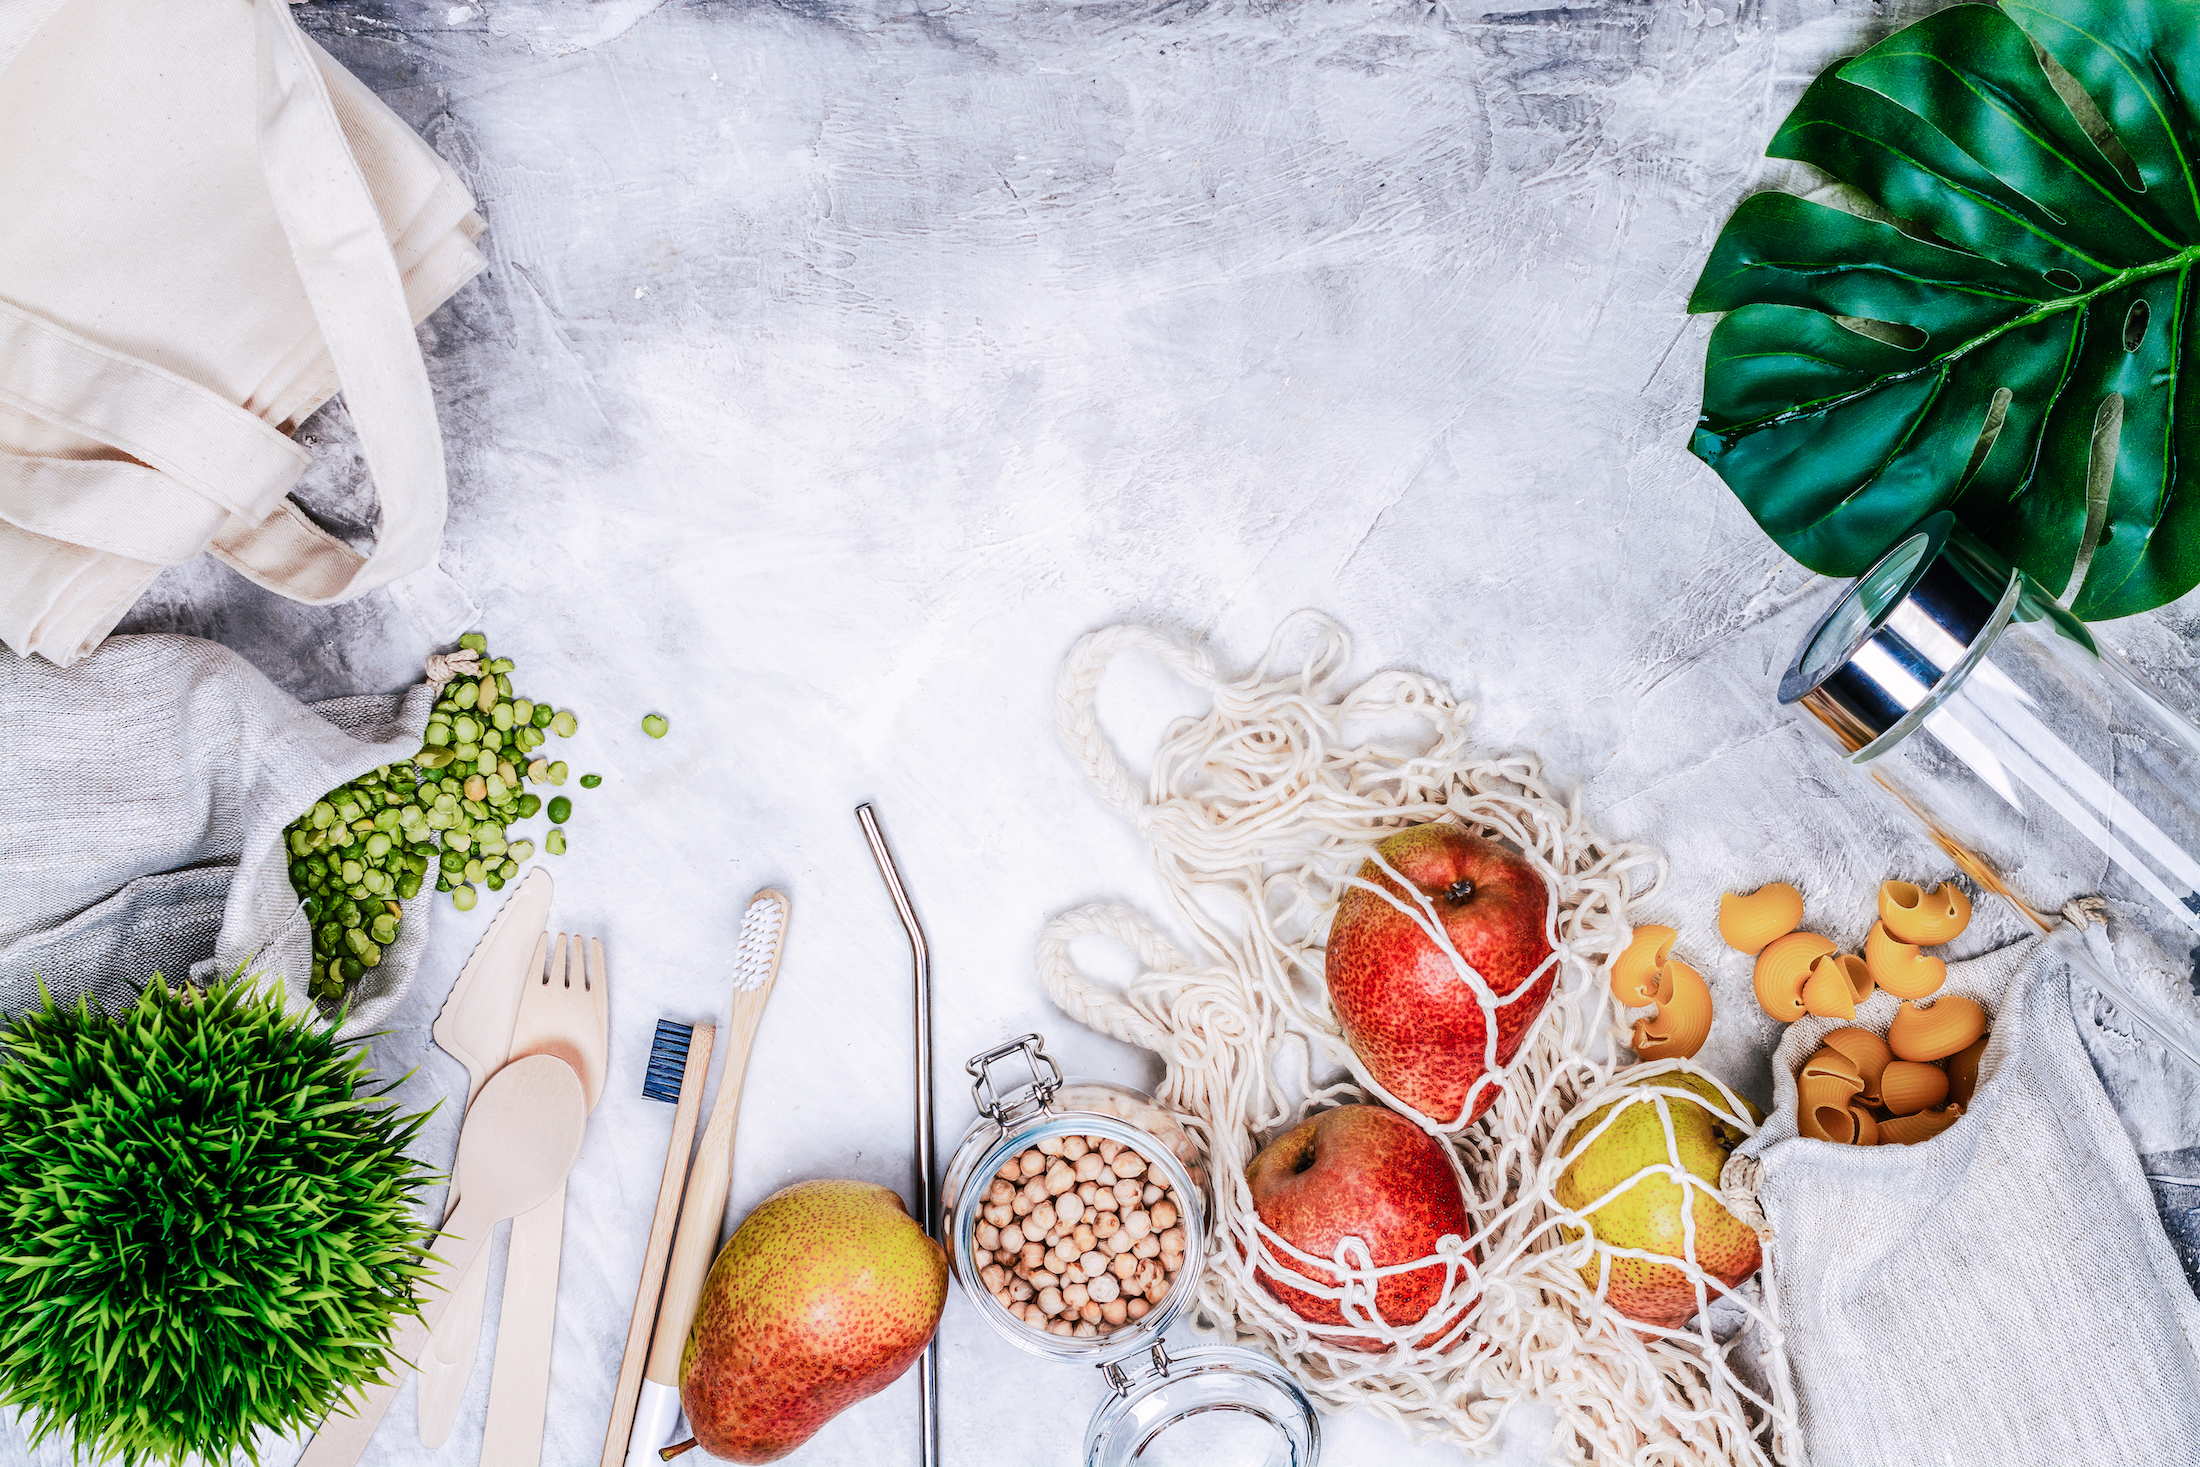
[{"x1": 298, "y1": 1054, "x2": 588, "y2": 1467}]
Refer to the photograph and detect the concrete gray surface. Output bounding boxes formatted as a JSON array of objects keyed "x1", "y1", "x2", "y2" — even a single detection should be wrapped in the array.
[{"x1": 19, "y1": 0, "x2": 2200, "y2": 1462}]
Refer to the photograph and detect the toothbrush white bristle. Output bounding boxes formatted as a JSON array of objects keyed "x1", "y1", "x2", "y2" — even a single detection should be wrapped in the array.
[{"x1": 731, "y1": 891, "x2": 790, "y2": 991}]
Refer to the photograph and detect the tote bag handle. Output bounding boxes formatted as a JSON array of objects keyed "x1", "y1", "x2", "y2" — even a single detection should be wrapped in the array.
[{"x1": 0, "y1": 0, "x2": 447, "y2": 605}]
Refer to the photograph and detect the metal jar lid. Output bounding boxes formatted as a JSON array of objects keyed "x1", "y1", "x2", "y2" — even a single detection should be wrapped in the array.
[{"x1": 1777, "y1": 512, "x2": 2023, "y2": 756}]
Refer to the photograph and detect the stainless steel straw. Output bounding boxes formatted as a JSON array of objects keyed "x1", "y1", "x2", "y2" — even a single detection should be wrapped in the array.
[{"x1": 856, "y1": 803, "x2": 938, "y2": 1467}]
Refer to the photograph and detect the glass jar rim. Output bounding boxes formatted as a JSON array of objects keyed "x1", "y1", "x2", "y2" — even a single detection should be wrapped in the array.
[{"x1": 1082, "y1": 1341, "x2": 1321, "y2": 1467}]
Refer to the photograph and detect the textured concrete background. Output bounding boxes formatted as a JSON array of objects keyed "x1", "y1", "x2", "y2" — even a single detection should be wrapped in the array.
[{"x1": 25, "y1": 0, "x2": 2200, "y2": 1462}]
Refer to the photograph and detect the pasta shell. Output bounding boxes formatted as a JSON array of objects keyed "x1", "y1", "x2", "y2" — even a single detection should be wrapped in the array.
[
  {"x1": 1945, "y1": 1031, "x2": 1989, "y2": 1109},
  {"x1": 1753, "y1": 930, "x2": 1834, "y2": 1021},
  {"x1": 1880, "y1": 1060, "x2": 1951, "y2": 1117},
  {"x1": 1630, "y1": 958, "x2": 1713, "y2": 1060},
  {"x1": 1889, "y1": 996, "x2": 1988, "y2": 1063},
  {"x1": 1878, "y1": 880, "x2": 1972, "y2": 947},
  {"x1": 1611, "y1": 924, "x2": 1677, "y2": 1008},
  {"x1": 1798, "y1": 1046, "x2": 1864, "y2": 1095},
  {"x1": 1720, "y1": 883, "x2": 1805, "y2": 955},
  {"x1": 1865, "y1": 920, "x2": 1946, "y2": 1000},
  {"x1": 1799, "y1": 1095, "x2": 1878, "y2": 1145},
  {"x1": 1879, "y1": 1103, "x2": 1963, "y2": 1145},
  {"x1": 1820, "y1": 1027, "x2": 1893, "y2": 1106},
  {"x1": 1802, "y1": 953, "x2": 1873, "y2": 1019}
]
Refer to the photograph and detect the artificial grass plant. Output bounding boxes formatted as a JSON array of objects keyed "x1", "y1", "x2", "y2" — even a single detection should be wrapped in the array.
[{"x1": 0, "y1": 973, "x2": 436, "y2": 1466}]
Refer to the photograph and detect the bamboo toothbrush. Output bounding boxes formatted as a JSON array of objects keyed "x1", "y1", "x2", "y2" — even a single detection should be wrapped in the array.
[
  {"x1": 600, "y1": 1019, "x2": 715, "y2": 1467},
  {"x1": 629, "y1": 890, "x2": 794, "y2": 1467}
]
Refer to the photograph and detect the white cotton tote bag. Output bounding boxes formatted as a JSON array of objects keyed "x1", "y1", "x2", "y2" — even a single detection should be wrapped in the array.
[{"x1": 0, "y1": 0, "x2": 484, "y2": 665}]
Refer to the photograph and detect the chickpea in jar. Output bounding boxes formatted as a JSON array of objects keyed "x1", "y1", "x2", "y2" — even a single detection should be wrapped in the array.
[{"x1": 982, "y1": 1133, "x2": 1191, "y2": 1338}]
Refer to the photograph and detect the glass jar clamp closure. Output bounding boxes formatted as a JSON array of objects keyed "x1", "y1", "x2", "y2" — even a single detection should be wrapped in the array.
[
  {"x1": 941, "y1": 1034, "x2": 1321, "y2": 1467},
  {"x1": 1779, "y1": 511, "x2": 2200, "y2": 1070}
]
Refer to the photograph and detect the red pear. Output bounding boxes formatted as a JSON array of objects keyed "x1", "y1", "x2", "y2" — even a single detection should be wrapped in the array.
[
  {"x1": 1245, "y1": 1104, "x2": 1475, "y2": 1351},
  {"x1": 679, "y1": 1179, "x2": 946, "y2": 1463},
  {"x1": 1325, "y1": 824, "x2": 1556, "y2": 1124}
]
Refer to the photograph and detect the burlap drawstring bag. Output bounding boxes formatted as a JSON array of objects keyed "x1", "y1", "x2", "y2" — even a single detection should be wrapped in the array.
[
  {"x1": 1040, "y1": 613, "x2": 1792, "y2": 1465},
  {"x1": 0, "y1": 635, "x2": 435, "y2": 1037},
  {"x1": 1724, "y1": 920, "x2": 2200, "y2": 1466}
]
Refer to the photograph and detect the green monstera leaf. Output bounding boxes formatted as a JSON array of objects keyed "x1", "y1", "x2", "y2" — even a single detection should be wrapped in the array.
[{"x1": 1689, "y1": 0, "x2": 2200, "y2": 620}]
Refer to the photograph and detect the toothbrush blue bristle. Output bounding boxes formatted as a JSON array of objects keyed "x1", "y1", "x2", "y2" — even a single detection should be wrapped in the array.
[{"x1": 642, "y1": 1019, "x2": 693, "y2": 1102}]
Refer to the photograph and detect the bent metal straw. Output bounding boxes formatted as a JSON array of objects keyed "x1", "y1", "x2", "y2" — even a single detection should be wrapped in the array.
[{"x1": 857, "y1": 804, "x2": 939, "y2": 1467}]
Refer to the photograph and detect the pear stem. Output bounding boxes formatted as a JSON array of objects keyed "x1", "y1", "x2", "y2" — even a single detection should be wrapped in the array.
[{"x1": 660, "y1": 1441, "x2": 699, "y2": 1461}]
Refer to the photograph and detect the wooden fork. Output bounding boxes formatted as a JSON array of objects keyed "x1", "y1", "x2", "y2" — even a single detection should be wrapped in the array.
[{"x1": 481, "y1": 933, "x2": 610, "y2": 1467}]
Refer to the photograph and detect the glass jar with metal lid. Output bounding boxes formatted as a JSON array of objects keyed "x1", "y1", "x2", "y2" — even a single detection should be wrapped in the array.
[
  {"x1": 941, "y1": 1034, "x2": 1321, "y2": 1467},
  {"x1": 1779, "y1": 511, "x2": 2200, "y2": 1070}
]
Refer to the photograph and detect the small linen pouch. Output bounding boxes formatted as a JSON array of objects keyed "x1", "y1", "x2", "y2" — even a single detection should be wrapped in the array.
[
  {"x1": 1726, "y1": 924, "x2": 2200, "y2": 1465},
  {"x1": 0, "y1": 635, "x2": 434, "y2": 1037}
]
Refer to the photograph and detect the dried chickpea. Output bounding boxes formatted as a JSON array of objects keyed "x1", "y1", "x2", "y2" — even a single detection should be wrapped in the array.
[
  {"x1": 990, "y1": 1128, "x2": 1192, "y2": 1342},
  {"x1": 995, "y1": 1159, "x2": 1021, "y2": 1182}
]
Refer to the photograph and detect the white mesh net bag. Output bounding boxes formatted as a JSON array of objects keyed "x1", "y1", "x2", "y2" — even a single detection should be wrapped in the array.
[{"x1": 1039, "y1": 612, "x2": 1798, "y2": 1463}]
